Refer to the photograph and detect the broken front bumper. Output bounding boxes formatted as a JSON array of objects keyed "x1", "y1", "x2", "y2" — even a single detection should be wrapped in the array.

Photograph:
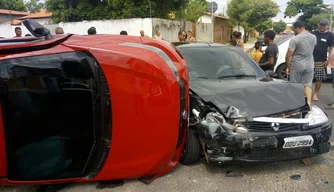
[{"x1": 195, "y1": 120, "x2": 332, "y2": 163}]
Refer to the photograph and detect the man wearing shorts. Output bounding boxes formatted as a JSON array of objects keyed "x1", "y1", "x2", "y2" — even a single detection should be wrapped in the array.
[
  {"x1": 312, "y1": 18, "x2": 334, "y2": 101},
  {"x1": 285, "y1": 21, "x2": 317, "y2": 106}
]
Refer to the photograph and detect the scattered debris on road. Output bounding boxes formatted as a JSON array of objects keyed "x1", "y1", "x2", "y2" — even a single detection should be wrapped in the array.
[
  {"x1": 301, "y1": 158, "x2": 313, "y2": 165},
  {"x1": 225, "y1": 170, "x2": 244, "y2": 178},
  {"x1": 290, "y1": 174, "x2": 302, "y2": 180}
]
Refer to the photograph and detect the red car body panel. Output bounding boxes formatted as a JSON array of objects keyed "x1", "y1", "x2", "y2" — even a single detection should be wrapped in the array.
[{"x1": 0, "y1": 35, "x2": 189, "y2": 185}]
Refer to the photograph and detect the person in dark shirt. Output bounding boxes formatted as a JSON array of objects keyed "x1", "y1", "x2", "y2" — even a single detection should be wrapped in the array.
[
  {"x1": 258, "y1": 30, "x2": 279, "y2": 72},
  {"x1": 311, "y1": 18, "x2": 334, "y2": 102}
]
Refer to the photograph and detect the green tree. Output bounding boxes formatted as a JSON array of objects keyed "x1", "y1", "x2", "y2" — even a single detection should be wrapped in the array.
[
  {"x1": 273, "y1": 20, "x2": 287, "y2": 33},
  {"x1": 284, "y1": 0, "x2": 330, "y2": 30},
  {"x1": 0, "y1": 0, "x2": 26, "y2": 11},
  {"x1": 247, "y1": 0, "x2": 279, "y2": 28},
  {"x1": 183, "y1": 0, "x2": 209, "y2": 22},
  {"x1": 227, "y1": 0, "x2": 279, "y2": 42},
  {"x1": 255, "y1": 19, "x2": 272, "y2": 35},
  {"x1": 46, "y1": 0, "x2": 188, "y2": 23},
  {"x1": 25, "y1": 0, "x2": 44, "y2": 13},
  {"x1": 308, "y1": 13, "x2": 331, "y2": 30},
  {"x1": 226, "y1": 0, "x2": 253, "y2": 30}
]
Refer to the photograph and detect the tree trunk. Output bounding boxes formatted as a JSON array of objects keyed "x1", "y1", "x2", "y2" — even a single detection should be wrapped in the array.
[
  {"x1": 192, "y1": 22, "x2": 196, "y2": 40},
  {"x1": 243, "y1": 30, "x2": 248, "y2": 43}
]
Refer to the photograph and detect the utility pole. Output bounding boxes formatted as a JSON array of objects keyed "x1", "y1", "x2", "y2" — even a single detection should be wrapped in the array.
[{"x1": 212, "y1": 5, "x2": 214, "y2": 42}]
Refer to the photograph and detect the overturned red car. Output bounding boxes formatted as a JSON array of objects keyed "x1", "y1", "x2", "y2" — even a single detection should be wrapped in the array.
[{"x1": 0, "y1": 20, "x2": 188, "y2": 186}]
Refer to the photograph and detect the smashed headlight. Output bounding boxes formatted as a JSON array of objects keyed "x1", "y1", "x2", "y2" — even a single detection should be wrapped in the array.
[
  {"x1": 305, "y1": 105, "x2": 328, "y2": 126},
  {"x1": 206, "y1": 112, "x2": 225, "y2": 124},
  {"x1": 205, "y1": 112, "x2": 248, "y2": 133}
]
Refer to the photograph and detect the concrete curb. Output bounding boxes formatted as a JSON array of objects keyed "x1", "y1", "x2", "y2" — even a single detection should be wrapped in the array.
[{"x1": 330, "y1": 141, "x2": 334, "y2": 150}]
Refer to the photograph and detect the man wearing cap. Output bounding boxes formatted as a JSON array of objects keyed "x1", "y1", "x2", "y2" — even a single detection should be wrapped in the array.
[{"x1": 311, "y1": 18, "x2": 334, "y2": 102}]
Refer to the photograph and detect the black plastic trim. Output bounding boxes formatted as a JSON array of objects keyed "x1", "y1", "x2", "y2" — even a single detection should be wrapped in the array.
[{"x1": 0, "y1": 34, "x2": 73, "y2": 55}]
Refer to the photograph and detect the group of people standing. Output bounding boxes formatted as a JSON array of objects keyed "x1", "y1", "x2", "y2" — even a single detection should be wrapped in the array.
[
  {"x1": 238, "y1": 17, "x2": 334, "y2": 108},
  {"x1": 55, "y1": 26, "x2": 126, "y2": 36},
  {"x1": 252, "y1": 30, "x2": 279, "y2": 72},
  {"x1": 286, "y1": 18, "x2": 333, "y2": 107},
  {"x1": 55, "y1": 27, "x2": 196, "y2": 42},
  {"x1": 172, "y1": 30, "x2": 196, "y2": 42},
  {"x1": 228, "y1": 31, "x2": 244, "y2": 49}
]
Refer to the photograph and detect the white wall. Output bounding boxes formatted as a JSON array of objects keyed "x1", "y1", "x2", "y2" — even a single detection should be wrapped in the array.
[
  {"x1": 198, "y1": 15, "x2": 212, "y2": 24},
  {"x1": 59, "y1": 18, "x2": 152, "y2": 36},
  {"x1": 0, "y1": 18, "x2": 153, "y2": 38},
  {"x1": 196, "y1": 22, "x2": 212, "y2": 42},
  {"x1": 0, "y1": 24, "x2": 31, "y2": 37},
  {"x1": 0, "y1": 18, "x2": 214, "y2": 44},
  {"x1": 153, "y1": 19, "x2": 193, "y2": 42},
  {"x1": 32, "y1": 17, "x2": 53, "y2": 25}
]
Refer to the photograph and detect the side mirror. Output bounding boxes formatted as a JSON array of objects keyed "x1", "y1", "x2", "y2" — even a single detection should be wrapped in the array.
[{"x1": 22, "y1": 19, "x2": 54, "y2": 40}]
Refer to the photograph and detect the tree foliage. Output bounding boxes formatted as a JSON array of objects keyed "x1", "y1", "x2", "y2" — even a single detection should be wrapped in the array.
[
  {"x1": 247, "y1": 0, "x2": 279, "y2": 27},
  {"x1": 0, "y1": 0, "x2": 26, "y2": 11},
  {"x1": 227, "y1": 0, "x2": 279, "y2": 40},
  {"x1": 273, "y1": 20, "x2": 287, "y2": 33},
  {"x1": 25, "y1": 0, "x2": 44, "y2": 13},
  {"x1": 182, "y1": 0, "x2": 209, "y2": 22},
  {"x1": 226, "y1": 0, "x2": 253, "y2": 28},
  {"x1": 45, "y1": 0, "x2": 190, "y2": 23},
  {"x1": 284, "y1": 0, "x2": 330, "y2": 30},
  {"x1": 255, "y1": 19, "x2": 273, "y2": 35},
  {"x1": 308, "y1": 13, "x2": 331, "y2": 30}
]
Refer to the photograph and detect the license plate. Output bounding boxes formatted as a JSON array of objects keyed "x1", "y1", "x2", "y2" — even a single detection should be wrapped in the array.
[{"x1": 283, "y1": 135, "x2": 314, "y2": 149}]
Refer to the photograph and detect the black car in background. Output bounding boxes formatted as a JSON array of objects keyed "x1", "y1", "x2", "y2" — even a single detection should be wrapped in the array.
[{"x1": 174, "y1": 42, "x2": 332, "y2": 165}]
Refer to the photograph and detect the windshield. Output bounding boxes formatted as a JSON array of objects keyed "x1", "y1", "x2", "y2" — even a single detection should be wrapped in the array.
[{"x1": 178, "y1": 46, "x2": 266, "y2": 80}]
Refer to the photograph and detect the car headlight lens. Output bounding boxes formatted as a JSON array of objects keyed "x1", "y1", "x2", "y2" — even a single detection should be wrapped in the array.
[{"x1": 305, "y1": 105, "x2": 328, "y2": 126}]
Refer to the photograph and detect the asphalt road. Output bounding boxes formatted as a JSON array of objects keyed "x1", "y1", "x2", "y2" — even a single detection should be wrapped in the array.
[
  {"x1": 2, "y1": 82, "x2": 334, "y2": 192},
  {"x1": 3, "y1": 151, "x2": 334, "y2": 192}
]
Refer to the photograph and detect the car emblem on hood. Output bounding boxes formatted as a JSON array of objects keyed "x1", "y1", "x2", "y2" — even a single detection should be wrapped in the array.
[{"x1": 271, "y1": 122, "x2": 280, "y2": 131}]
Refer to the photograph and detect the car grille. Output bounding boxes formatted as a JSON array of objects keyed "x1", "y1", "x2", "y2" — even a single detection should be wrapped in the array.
[
  {"x1": 241, "y1": 106, "x2": 308, "y2": 132},
  {"x1": 237, "y1": 147, "x2": 318, "y2": 161},
  {"x1": 242, "y1": 122, "x2": 301, "y2": 132}
]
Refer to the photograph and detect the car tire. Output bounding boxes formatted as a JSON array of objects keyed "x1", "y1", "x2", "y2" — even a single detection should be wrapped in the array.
[
  {"x1": 180, "y1": 128, "x2": 201, "y2": 165},
  {"x1": 276, "y1": 63, "x2": 286, "y2": 79}
]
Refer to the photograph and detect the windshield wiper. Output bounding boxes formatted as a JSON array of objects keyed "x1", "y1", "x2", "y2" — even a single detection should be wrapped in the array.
[{"x1": 217, "y1": 74, "x2": 257, "y2": 79}]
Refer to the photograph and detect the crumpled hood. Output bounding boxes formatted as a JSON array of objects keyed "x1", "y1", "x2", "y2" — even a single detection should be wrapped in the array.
[{"x1": 190, "y1": 78, "x2": 306, "y2": 118}]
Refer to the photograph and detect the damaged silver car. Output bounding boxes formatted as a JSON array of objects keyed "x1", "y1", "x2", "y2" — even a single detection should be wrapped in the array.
[{"x1": 174, "y1": 42, "x2": 332, "y2": 164}]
